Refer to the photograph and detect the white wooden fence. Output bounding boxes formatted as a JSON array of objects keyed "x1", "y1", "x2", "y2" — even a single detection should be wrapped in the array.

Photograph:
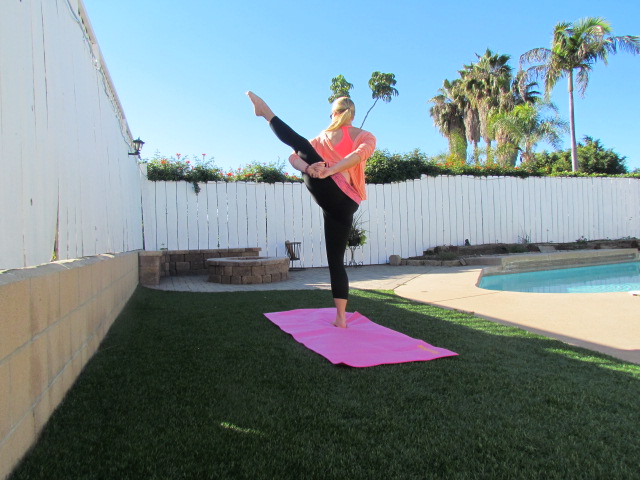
[
  {"x1": 0, "y1": 0, "x2": 143, "y2": 271},
  {"x1": 141, "y1": 175, "x2": 640, "y2": 267}
]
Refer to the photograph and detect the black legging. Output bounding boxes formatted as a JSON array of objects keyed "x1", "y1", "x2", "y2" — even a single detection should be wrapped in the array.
[{"x1": 269, "y1": 116, "x2": 358, "y2": 300}]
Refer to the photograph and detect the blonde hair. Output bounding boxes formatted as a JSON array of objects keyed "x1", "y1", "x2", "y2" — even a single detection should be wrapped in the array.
[{"x1": 326, "y1": 97, "x2": 356, "y2": 131}]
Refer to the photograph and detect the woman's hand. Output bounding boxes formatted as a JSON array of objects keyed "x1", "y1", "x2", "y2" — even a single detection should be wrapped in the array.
[
  {"x1": 307, "y1": 162, "x2": 328, "y2": 178},
  {"x1": 314, "y1": 165, "x2": 333, "y2": 179}
]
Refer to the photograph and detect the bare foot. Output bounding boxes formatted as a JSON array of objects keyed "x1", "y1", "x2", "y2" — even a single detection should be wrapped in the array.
[
  {"x1": 333, "y1": 317, "x2": 347, "y2": 328},
  {"x1": 246, "y1": 91, "x2": 275, "y2": 121}
]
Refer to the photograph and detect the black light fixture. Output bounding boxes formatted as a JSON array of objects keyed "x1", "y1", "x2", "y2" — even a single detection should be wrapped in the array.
[{"x1": 128, "y1": 137, "x2": 145, "y2": 156}]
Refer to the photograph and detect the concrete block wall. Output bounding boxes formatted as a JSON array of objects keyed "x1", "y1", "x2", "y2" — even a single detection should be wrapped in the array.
[{"x1": 0, "y1": 252, "x2": 139, "y2": 480}]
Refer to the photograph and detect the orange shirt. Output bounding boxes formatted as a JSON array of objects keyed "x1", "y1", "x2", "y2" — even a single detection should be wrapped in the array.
[{"x1": 291, "y1": 128, "x2": 376, "y2": 201}]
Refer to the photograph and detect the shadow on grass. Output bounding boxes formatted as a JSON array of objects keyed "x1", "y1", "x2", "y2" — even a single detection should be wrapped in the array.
[{"x1": 9, "y1": 287, "x2": 640, "y2": 480}]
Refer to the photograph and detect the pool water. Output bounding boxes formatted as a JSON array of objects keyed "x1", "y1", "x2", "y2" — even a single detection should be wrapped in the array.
[{"x1": 479, "y1": 261, "x2": 640, "y2": 293}]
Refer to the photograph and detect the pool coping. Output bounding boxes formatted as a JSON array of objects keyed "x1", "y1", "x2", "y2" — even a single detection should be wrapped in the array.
[{"x1": 467, "y1": 248, "x2": 640, "y2": 277}]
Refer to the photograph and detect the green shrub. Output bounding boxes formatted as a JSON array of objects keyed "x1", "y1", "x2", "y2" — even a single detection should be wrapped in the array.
[{"x1": 229, "y1": 161, "x2": 302, "y2": 183}]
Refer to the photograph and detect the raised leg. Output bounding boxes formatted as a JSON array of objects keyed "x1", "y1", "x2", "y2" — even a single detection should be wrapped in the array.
[{"x1": 247, "y1": 91, "x2": 325, "y2": 165}]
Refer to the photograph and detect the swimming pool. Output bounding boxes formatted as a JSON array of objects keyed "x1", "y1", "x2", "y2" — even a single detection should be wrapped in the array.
[{"x1": 479, "y1": 261, "x2": 640, "y2": 293}]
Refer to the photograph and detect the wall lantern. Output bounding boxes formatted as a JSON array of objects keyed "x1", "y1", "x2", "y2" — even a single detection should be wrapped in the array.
[{"x1": 128, "y1": 137, "x2": 145, "y2": 156}]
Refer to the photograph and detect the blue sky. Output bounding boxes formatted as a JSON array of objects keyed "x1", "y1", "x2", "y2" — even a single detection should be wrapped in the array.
[{"x1": 82, "y1": 0, "x2": 640, "y2": 172}]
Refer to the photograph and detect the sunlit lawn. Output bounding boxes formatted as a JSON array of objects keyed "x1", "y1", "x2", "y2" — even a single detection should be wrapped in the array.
[{"x1": 9, "y1": 287, "x2": 640, "y2": 479}]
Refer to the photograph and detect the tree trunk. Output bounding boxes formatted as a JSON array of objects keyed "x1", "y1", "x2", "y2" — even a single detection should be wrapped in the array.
[
  {"x1": 568, "y1": 72, "x2": 579, "y2": 172},
  {"x1": 360, "y1": 99, "x2": 378, "y2": 128},
  {"x1": 448, "y1": 130, "x2": 468, "y2": 161}
]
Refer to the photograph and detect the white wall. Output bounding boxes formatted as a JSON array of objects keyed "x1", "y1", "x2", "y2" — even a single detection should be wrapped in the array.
[
  {"x1": 141, "y1": 175, "x2": 640, "y2": 267},
  {"x1": 0, "y1": 0, "x2": 143, "y2": 271}
]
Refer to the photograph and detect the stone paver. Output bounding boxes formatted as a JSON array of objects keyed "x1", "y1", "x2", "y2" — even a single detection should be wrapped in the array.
[{"x1": 147, "y1": 265, "x2": 428, "y2": 293}]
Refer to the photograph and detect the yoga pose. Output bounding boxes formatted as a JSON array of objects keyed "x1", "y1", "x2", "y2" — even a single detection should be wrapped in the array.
[{"x1": 247, "y1": 92, "x2": 376, "y2": 328}]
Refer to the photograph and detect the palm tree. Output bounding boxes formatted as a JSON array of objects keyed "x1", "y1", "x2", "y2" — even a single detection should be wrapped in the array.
[
  {"x1": 328, "y1": 75, "x2": 354, "y2": 103},
  {"x1": 459, "y1": 49, "x2": 513, "y2": 159},
  {"x1": 429, "y1": 79, "x2": 467, "y2": 160},
  {"x1": 360, "y1": 72, "x2": 399, "y2": 128},
  {"x1": 489, "y1": 102, "x2": 569, "y2": 165},
  {"x1": 520, "y1": 17, "x2": 640, "y2": 171}
]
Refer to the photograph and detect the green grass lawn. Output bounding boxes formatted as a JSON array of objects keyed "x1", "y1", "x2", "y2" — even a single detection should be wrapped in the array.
[{"x1": 10, "y1": 287, "x2": 640, "y2": 479}]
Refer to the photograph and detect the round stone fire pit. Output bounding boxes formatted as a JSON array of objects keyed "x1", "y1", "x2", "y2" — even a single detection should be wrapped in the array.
[{"x1": 206, "y1": 256, "x2": 289, "y2": 284}]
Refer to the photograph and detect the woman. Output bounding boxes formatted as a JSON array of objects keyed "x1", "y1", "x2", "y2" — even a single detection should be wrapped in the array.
[{"x1": 246, "y1": 92, "x2": 376, "y2": 328}]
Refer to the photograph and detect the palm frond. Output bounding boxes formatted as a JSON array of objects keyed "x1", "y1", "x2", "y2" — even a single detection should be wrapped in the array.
[
  {"x1": 519, "y1": 48, "x2": 551, "y2": 68},
  {"x1": 610, "y1": 35, "x2": 640, "y2": 55}
]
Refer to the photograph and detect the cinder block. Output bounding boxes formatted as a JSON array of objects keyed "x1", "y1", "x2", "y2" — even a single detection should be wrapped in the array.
[
  {"x1": 184, "y1": 254, "x2": 203, "y2": 263},
  {"x1": 175, "y1": 262, "x2": 190, "y2": 272},
  {"x1": 91, "y1": 261, "x2": 107, "y2": 294},
  {"x1": 30, "y1": 335, "x2": 48, "y2": 404},
  {"x1": 47, "y1": 322, "x2": 65, "y2": 380},
  {"x1": 441, "y1": 260, "x2": 461, "y2": 267},
  {"x1": 220, "y1": 276, "x2": 231, "y2": 284},
  {"x1": 29, "y1": 273, "x2": 60, "y2": 337},
  {"x1": 190, "y1": 261, "x2": 205, "y2": 270},
  {"x1": 242, "y1": 275, "x2": 263, "y2": 284},
  {"x1": 48, "y1": 374, "x2": 65, "y2": 414},
  {"x1": 425, "y1": 260, "x2": 443, "y2": 266},
  {"x1": 0, "y1": 433, "x2": 14, "y2": 480},
  {"x1": 61, "y1": 362, "x2": 75, "y2": 398},
  {"x1": 0, "y1": 360, "x2": 11, "y2": 440},
  {"x1": 0, "y1": 279, "x2": 31, "y2": 361},
  {"x1": 262, "y1": 275, "x2": 272, "y2": 283},
  {"x1": 140, "y1": 268, "x2": 160, "y2": 286},
  {"x1": 33, "y1": 388, "x2": 51, "y2": 438},
  {"x1": 233, "y1": 266, "x2": 252, "y2": 276},
  {"x1": 2, "y1": 412, "x2": 35, "y2": 480},
  {"x1": 70, "y1": 310, "x2": 87, "y2": 354},
  {"x1": 265, "y1": 264, "x2": 283, "y2": 275},
  {"x1": 231, "y1": 276, "x2": 242, "y2": 285},
  {"x1": 9, "y1": 345, "x2": 31, "y2": 425},
  {"x1": 251, "y1": 266, "x2": 266, "y2": 276},
  {"x1": 208, "y1": 275, "x2": 222, "y2": 283},
  {"x1": 170, "y1": 254, "x2": 185, "y2": 262},
  {"x1": 77, "y1": 263, "x2": 94, "y2": 306},
  {"x1": 139, "y1": 255, "x2": 160, "y2": 266},
  {"x1": 58, "y1": 267, "x2": 80, "y2": 319}
]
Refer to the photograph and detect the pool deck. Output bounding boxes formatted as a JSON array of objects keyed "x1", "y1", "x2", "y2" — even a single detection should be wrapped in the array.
[
  {"x1": 395, "y1": 265, "x2": 640, "y2": 365},
  {"x1": 148, "y1": 262, "x2": 640, "y2": 365}
]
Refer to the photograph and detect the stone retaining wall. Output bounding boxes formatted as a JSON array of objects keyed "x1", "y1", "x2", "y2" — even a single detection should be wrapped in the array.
[{"x1": 139, "y1": 248, "x2": 261, "y2": 286}]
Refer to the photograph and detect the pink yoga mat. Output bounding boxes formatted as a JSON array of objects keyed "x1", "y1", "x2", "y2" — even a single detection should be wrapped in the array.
[{"x1": 263, "y1": 308, "x2": 458, "y2": 367}]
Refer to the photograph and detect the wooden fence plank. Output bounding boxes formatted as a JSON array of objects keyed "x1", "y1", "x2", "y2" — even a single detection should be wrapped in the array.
[
  {"x1": 204, "y1": 183, "x2": 217, "y2": 248},
  {"x1": 253, "y1": 183, "x2": 268, "y2": 255},
  {"x1": 245, "y1": 183, "x2": 258, "y2": 249},
  {"x1": 263, "y1": 183, "x2": 277, "y2": 257}
]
